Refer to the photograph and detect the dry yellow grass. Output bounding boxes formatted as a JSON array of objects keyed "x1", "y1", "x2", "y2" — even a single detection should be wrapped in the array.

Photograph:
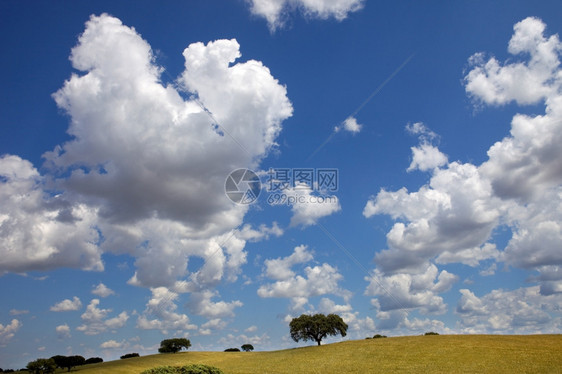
[{"x1": 73, "y1": 335, "x2": 562, "y2": 374}]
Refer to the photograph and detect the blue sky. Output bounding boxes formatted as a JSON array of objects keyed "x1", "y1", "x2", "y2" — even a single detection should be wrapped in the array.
[{"x1": 2, "y1": 0, "x2": 562, "y2": 369}]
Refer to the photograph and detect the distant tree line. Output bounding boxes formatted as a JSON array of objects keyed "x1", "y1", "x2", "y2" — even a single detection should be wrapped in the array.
[{"x1": 25, "y1": 355, "x2": 104, "y2": 373}]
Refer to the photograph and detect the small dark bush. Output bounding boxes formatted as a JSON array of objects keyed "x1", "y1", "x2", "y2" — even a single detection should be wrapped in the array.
[
  {"x1": 373, "y1": 334, "x2": 387, "y2": 339},
  {"x1": 120, "y1": 353, "x2": 140, "y2": 359},
  {"x1": 223, "y1": 348, "x2": 240, "y2": 352},
  {"x1": 85, "y1": 357, "x2": 103, "y2": 364},
  {"x1": 424, "y1": 331, "x2": 439, "y2": 336},
  {"x1": 140, "y1": 364, "x2": 224, "y2": 374}
]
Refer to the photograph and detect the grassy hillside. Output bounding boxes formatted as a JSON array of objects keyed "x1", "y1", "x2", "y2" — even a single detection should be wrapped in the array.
[{"x1": 74, "y1": 335, "x2": 562, "y2": 374}]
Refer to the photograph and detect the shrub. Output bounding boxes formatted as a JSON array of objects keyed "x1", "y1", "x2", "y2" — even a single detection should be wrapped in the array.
[
  {"x1": 373, "y1": 334, "x2": 387, "y2": 338},
  {"x1": 85, "y1": 357, "x2": 103, "y2": 364},
  {"x1": 223, "y1": 348, "x2": 240, "y2": 352},
  {"x1": 140, "y1": 364, "x2": 224, "y2": 374},
  {"x1": 424, "y1": 331, "x2": 439, "y2": 336},
  {"x1": 120, "y1": 353, "x2": 140, "y2": 359}
]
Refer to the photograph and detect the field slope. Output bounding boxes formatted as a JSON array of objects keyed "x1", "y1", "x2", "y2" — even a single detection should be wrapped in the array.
[{"x1": 74, "y1": 335, "x2": 562, "y2": 374}]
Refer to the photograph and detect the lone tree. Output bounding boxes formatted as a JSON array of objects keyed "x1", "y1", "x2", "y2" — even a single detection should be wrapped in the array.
[
  {"x1": 26, "y1": 358, "x2": 57, "y2": 374},
  {"x1": 158, "y1": 338, "x2": 191, "y2": 353},
  {"x1": 289, "y1": 313, "x2": 348, "y2": 346},
  {"x1": 241, "y1": 344, "x2": 254, "y2": 352}
]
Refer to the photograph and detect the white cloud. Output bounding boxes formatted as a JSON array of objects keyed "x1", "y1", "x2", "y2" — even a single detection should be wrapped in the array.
[
  {"x1": 248, "y1": 0, "x2": 364, "y2": 31},
  {"x1": 364, "y1": 17, "x2": 562, "y2": 331},
  {"x1": 258, "y1": 245, "x2": 350, "y2": 310},
  {"x1": 0, "y1": 14, "x2": 293, "y2": 325},
  {"x1": 92, "y1": 283, "x2": 115, "y2": 298},
  {"x1": 9, "y1": 309, "x2": 29, "y2": 316},
  {"x1": 365, "y1": 264, "x2": 457, "y2": 315},
  {"x1": 137, "y1": 287, "x2": 197, "y2": 334},
  {"x1": 405, "y1": 122, "x2": 438, "y2": 140},
  {"x1": 407, "y1": 143, "x2": 448, "y2": 172},
  {"x1": 0, "y1": 155, "x2": 102, "y2": 274},
  {"x1": 199, "y1": 318, "x2": 228, "y2": 335},
  {"x1": 0, "y1": 319, "x2": 21, "y2": 346},
  {"x1": 100, "y1": 339, "x2": 125, "y2": 349},
  {"x1": 456, "y1": 287, "x2": 562, "y2": 333},
  {"x1": 245, "y1": 325, "x2": 258, "y2": 333},
  {"x1": 465, "y1": 17, "x2": 560, "y2": 106},
  {"x1": 364, "y1": 162, "x2": 501, "y2": 274},
  {"x1": 335, "y1": 116, "x2": 362, "y2": 134},
  {"x1": 50, "y1": 297, "x2": 82, "y2": 312},
  {"x1": 56, "y1": 324, "x2": 71, "y2": 339},
  {"x1": 187, "y1": 290, "x2": 243, "y2": 318},
  {"x1": 76, "y1": 299, "x2": 128, "y2": 335},
  {"x1": 263, "y1": 244, "x2": 313, "y2": 280},
  {"x1": 288, "y1": 184, "x2": 341, "y2": 227}
]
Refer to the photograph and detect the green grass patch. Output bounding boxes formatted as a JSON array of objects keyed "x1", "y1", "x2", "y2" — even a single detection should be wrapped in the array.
[{"x1": 73, "y1": 335, "x2": 562, "y2": 374}]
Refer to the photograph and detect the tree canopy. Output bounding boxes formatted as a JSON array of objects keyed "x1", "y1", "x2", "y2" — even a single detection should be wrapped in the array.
[
  {"x1": 50, "y1": 355, "x2": 85, "y2": 372},
  {"x1": 158, "y1": 338, "x2": 191, "y2": 353},
  {"x1": 241, "y1": 344, "x2": 254, "y2": 352},
  {"x1": 289, "y1": 313, "x2": 348, "y2": 346},
  {"x1": 26, "y1": 358, "x2": 57, "y2": 374}
]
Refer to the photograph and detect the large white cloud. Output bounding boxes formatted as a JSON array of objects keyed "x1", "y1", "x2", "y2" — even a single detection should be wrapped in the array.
[
  {"x1": 0, "y1": 155, "x2": 102, "y2": 274},
  {"x1": 456, "y1": 287, "x2": 562, "y2": 333},
  {"x1": 364, "y1": 17, "x2": 562, "y2": 331},
  {"x1": 365, "y1": 264, "x2": 457, "y2": 315},
  {"x1": 0, "y1": 13, "x2": 293, "y2": 332},
  {"x1": 248, "y1": 0, "x2": 364, "y2": 31}
]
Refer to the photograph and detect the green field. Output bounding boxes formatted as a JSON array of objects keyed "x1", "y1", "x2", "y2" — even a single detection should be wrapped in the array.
[{"x1": 73, "y1": 335, "x2": 562, "y2": 374}]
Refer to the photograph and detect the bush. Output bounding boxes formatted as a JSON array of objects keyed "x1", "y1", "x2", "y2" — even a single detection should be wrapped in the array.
[
  {"x1": 373, "y1": 334, "x2": 387, "y2": 338},
  {"x1": 120, "y1": 353, "x2": 140, "y2": 359},
  {"x1": 424, "y1": 331, "x2": 440, "y2": 336},
  {"x1": 85, "y1": 357, "x2": 103, "y2": 364},
  {"x1": 140, "y1": 364, "x2": 224, "y2": 374},
  {"x1": 223, "y1": 348, "x2": 240, "y2": 352}
]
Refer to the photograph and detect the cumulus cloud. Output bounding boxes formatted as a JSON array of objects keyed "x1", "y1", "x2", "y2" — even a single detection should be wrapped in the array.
[
  {"x1": 137, "y1": 287, "x2": 197, "y2": 334},
  {"x1": 0, "y1": 155, "x2": 102, "y2": 274},
  {"x1": 76, "y1": 299, "x2": 128, "y2": 335},
  {"x1": 364, "y1": 162, "x2": 501, "y2": 274},
  {"x1": 0, "y1": 13, "x2": 293, "y2": 329},
  {"x1": 100, "y1": 339, "x2": 124, "y2": 349},
  {"x1": 92, "y1": 283, "x2": 115, "y2": 298},
  {"x1": 258, "y1": 245, "x2": 350, "y2": 310},
  {"x1": 364, "y1": 17, "x2": 562, "y2": 331},
  {"x1": 50, "y1": 297, "x2": 82, "y2": 312},
  {"x1": 365, "y1": 264, "x2": 457, "y2": 315},
  {"x1": 0, "y1": 319, "x2": 21, "y2": 346},
  {"x1": 407, "y1": 143, "x2": 448, "y2": 172},
  {"x1": 288, "y1": 184, "x2": 341, "y2": 227},
  {"x1": 56, "y1": 324, "x2": 71, "y2": 339},
  {"x1": 335, "y1": 116, "x2": 362, "y2": 134},
  {"x1": 456, "y1": 287, "x2": 562, "y2": 333},
  {"x1": 247, "y1": 0, "x2": 364, "y2": 31},
  {"x1": 465, "y1": 17, "x2": 561, "y2": 106}
]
